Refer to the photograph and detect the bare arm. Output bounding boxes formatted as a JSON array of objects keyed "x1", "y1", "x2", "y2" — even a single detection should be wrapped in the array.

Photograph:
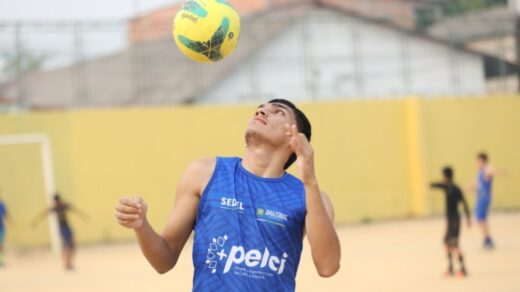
[
  {"x1": 485, "y1": 165, "x2": 508, "y2": 179},
  {"x1": 2, "y1": 205, "x2": 8, "y2": 221},
  {"x1": 484, "y1": 165, "x2": 494, "y2": 181},
  {"x1": 32, "y1": 208, "x2": 51, "y2": 228},
  {"x1": 69, "y1": 205, "x2": 89, "y2": 221},
  {"x1": 430, "y1": 182, "x2": 446, "y2": 190},
  {"x1": 460, "y1": 190, "x2": 471, "y2": 226},
  {"x1": 115, "y1": 158, "x2": 215, "y2": 274},
  {"x1": 304, "y1": 183, "x2": 341, "y2": 277},
  {"x1": 465, "y1": 180, "x2": 477, "y2": 193},
  {"x1": 287, "y1": 124, "x2": 341, "y2": 277}
]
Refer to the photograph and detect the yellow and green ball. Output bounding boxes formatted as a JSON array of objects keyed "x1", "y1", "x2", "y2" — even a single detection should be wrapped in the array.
[{"x1": 172, "y1": 0, "x2": 241, "y2": 63}]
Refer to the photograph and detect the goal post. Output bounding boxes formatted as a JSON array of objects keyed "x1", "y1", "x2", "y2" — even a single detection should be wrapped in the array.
[{"x1": 0, "y1": 134, "x2": 60, "y2": 253}]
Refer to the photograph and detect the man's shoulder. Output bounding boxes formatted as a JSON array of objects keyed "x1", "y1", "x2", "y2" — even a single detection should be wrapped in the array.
[
  {"x1": 188, "y1": 157, "x2": 241, "y2": 169},
  {"x1": 450, "y1": 183, "x2": 464, "y2": 195},
  {"x1": 184, "y1": 158, "x2": 218, "y2": 181},
  {"x1": 189, "y1": 157, "x2": 217, "y2": 169}
]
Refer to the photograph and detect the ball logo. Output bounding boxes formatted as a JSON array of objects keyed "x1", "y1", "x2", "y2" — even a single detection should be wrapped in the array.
[
  {"x1": 205, "y1": 234, "x2": 289, "y2": 276},
  {"x1": 181, "y1": 0, "x2": 208, "y2": 18}
]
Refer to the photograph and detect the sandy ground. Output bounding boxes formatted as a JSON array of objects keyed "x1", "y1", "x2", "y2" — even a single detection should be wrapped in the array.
[{"x1": 1, "y1": 212, "x2": 520, "y2": 292}]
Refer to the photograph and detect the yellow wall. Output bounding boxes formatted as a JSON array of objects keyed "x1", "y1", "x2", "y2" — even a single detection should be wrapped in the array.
[
  {"x1": 421, "y1": 97, "x2": 520, "y2": 214},
  {"x1": 0, "y1": 97, "x2": 519, "y2": 247}
]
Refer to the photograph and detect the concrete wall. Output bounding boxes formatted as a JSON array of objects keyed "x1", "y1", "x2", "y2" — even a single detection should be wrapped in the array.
[{"x1": 0, "y1": 97, "x2": 519, "y2": 248}]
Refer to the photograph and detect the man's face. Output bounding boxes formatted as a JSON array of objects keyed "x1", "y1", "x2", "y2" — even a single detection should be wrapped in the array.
[
  {"x1": 246, "y1": 102, "x2": 297, "y2": 146},
  {"x1": 477, "y1": 158, "x2": 486, "y2": 168}
]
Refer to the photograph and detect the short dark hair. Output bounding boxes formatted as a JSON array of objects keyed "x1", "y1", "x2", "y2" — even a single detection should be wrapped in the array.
[
  {"x1": 53, "y1": 193, "x2": 61, "y2": 201},
  {"x1": 268, "y1": 99, "x2": 312, "y2": 170},
  {"x1": 477, "y1": 152, "x2": 488, "y2": 162},
  {"x1": 442, "y1": 166, "x2": 453, "y2": 180}
]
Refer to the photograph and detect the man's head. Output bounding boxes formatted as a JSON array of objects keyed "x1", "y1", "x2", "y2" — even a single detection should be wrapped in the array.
[
  {"x1": 246, "y1": 99, "x2": 311, "y2": 169},
  {"x1": 477, "y1": 152, "x2": 488, "y2": 168},
  {"x1": 442, "y1": 166, "x2": 453, "y2": 183},
  {"x1": 53, "y1": 193, "x2": 62, "y2": 203}
]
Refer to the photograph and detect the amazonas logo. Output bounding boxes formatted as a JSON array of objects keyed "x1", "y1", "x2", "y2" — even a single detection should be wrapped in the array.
[
  {"x1": 256, "y1": 207, "x2": 289, "y2": 227},
  {"x1": 205, "y1": 234, "x2": 289, "y2": 275}
]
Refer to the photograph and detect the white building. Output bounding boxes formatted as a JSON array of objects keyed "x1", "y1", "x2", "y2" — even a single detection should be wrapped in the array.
[{"x1": 200, "y1": 6, "x2": 487, "y2": 104}]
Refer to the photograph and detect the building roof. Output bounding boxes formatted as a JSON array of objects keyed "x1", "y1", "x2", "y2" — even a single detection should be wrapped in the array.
[{"x1": 427, "y1": 6, "x2": 516, "y2": 43}]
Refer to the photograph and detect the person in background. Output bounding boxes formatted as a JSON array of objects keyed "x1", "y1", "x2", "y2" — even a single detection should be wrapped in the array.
[
  {"x1": 33, "y1": 193, "x2": 88, "y2": 270},
  {"x1": 431, "y1": 166, "x2": 471, "y2": 277}
]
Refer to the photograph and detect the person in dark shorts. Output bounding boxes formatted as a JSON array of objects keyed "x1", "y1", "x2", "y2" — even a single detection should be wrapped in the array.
[
  {"x1": 430, "y1": 166, "x2": 471, "y2": 277},
  {"x1": 33, "y1": 193, "x2": 88, "y2": 270}
]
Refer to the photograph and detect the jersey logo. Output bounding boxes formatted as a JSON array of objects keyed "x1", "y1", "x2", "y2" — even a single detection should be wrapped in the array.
[
  {"x1": 256, "y1": 207, "x2": 288, "y2": 227},
  {"x1": 205, "y1": 234, "x2": 289, "y2": 278},
  {"x1": 220, "y1": 197, "x2": 245, "y2": 212}
]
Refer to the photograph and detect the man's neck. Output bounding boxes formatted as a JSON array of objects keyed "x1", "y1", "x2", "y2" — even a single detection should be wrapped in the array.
[{"x1": 242, "y1": 146, "x2": 288, "y2": 178}]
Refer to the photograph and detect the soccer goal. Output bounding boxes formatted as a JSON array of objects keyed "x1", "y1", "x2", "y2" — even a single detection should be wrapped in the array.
[{"x1": 0, "y1": 134, "x2": 60, "y2": 253}]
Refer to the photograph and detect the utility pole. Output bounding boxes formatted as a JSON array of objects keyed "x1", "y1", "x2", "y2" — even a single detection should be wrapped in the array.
[
  {"x1": 516, "y1": 18, "x2": 520, "y2": 93},
  {"x1": 510, "y1": 0, "x2": 520, "y2": 93}
]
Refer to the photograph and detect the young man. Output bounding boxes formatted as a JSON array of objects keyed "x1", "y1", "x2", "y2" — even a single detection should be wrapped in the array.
[
  {"x1": 0, "y1": 192, "x2": 7, "y2": 267},
  {"x1": 33, "y1": 193, "x2": 88, "y2": 270},
  {"x1": 430, "y1": 167, "x2": 471, "y2": 277},
  {"x1": 474, "y1": 152, "x2": 495, "y2": 249},
  {"x1": 115, "y1": 99, "x2": 341, "y2": 291}
]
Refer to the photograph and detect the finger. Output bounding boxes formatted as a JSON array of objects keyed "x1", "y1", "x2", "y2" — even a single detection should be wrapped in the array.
[
  {"x1": 117, "y1": 218, "x2": 132, "y2": 224},
  {"x1": 297, "y1": 133, "x2": 309, "y2": 142},
  {"x1": 289, "y1": 137, "x2": 301, "y2": 154},
  {"x1": 291, "y1": 124, "x2": 299, "y2": 136},
  {"x1": 289, "y1": 136, "x2": 298, "y2": 147},
  {"x1": 285, "y1": 123, "x2": 293, "y2": 136},
  {"x1": 115, "y1": 205, "x2": 140, "y2": 214},
  {"x1": 115, "y1": 212, "x2": 140, "y2": 221},
  {"x1": 117, "y1": 218, "x2": 135, "y2": 227},
  {"x1": 120, "y1": 198, "x2": 142, "y2": 209},
  {"x1": 133, "y1": 197, "x2": 144, "y2": 208}
]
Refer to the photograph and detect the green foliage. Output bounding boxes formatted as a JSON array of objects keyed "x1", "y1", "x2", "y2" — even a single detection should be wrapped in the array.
[
  {"x1": 1, "y1": 49, "x2": 47, "y2": 82},
  {"x1": 441, "y1": 0, "x2": 507, "y2": 16}
]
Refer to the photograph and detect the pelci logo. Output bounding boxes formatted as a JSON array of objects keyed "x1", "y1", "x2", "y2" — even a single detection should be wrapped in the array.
[
  {"x1": 205, "y1": 234, "x2": 229, "y2": 273},
  {"x1": 256, "y1": 208, "x2": 265, "y2": 216},
  {"x1": 205, "y1": 234, "x2": 289, "y2": 276}
]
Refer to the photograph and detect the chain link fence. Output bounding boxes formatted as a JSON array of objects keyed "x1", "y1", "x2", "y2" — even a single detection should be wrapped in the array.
[{"x1": 0, "y1": 3, "x2": 517, "y2": 110}]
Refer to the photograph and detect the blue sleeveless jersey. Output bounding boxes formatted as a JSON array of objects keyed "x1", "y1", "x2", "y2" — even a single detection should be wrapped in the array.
[
  {"x1": 477, "y1": 169, "x2": 492, "y2": 201},
  {"x1": 192, "y1": 157, "x2": 307, "y2": 292}
]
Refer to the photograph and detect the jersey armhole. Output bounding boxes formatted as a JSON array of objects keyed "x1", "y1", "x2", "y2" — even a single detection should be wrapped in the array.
[
  {"x1": 195, "y1": 157, "x2": 221, "y2": 223},
  {"x1": 301, "y1": 182, "x2": 307, "y2": 214}
]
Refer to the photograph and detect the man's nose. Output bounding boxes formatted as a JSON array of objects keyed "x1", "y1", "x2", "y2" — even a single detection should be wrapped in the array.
[{"x1": 257, "y1": 108, "x2": 268, "y2": 117}]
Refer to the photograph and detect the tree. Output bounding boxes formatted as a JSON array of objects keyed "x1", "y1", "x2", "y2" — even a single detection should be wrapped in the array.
[{"x1": 1, "y1": 49, "x2": 47, "y2": 82}]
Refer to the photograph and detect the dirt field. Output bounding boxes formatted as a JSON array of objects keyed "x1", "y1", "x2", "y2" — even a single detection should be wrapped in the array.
[{"x1": 1, "y1": 212, "x2": 520, "y2": 292}]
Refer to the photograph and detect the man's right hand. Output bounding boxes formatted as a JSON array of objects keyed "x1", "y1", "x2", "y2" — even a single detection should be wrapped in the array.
[{"x1": 115, "y1": 197, "x2": 148, "y2": 229}]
